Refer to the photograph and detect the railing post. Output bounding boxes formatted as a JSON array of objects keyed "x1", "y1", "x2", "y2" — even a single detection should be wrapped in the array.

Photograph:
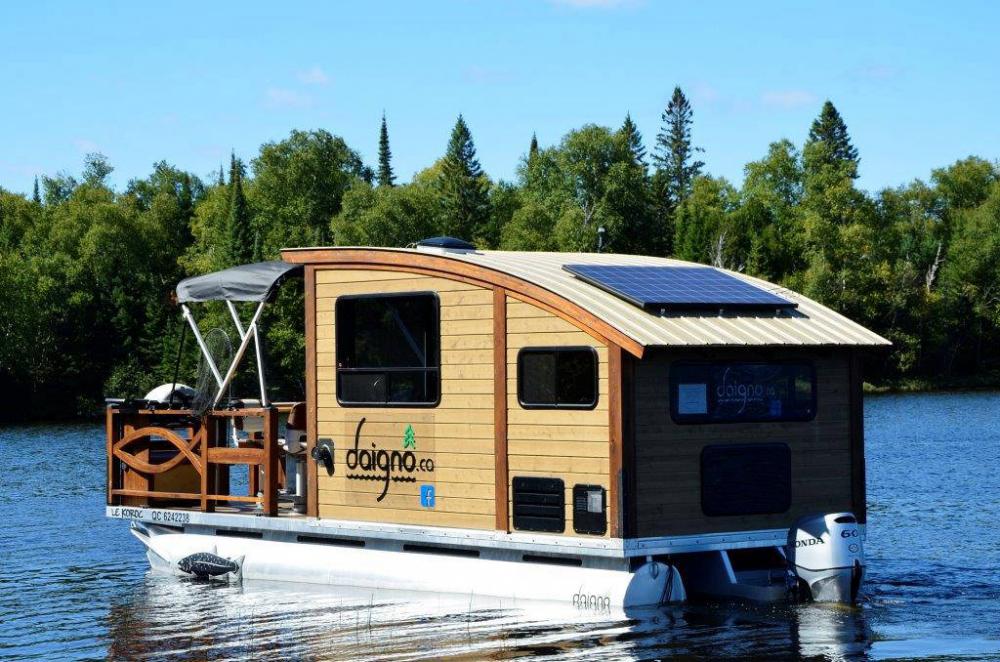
[
  {"x1": 200, "y1": 415, "x2": 213, "y2": 512},
  {"x1": 263, "y1": 407, "x2": 279, "y2": 516},
  {"x1": 106, "y1": 408, "x2": 117, "y2": 505}
]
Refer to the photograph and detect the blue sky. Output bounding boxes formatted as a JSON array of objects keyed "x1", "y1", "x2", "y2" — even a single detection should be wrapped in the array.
[{"x1": 2, "y1": 1, "x2": 997, "y2": 195}]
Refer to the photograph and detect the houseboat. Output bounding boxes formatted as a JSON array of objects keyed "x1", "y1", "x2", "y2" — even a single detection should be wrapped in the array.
[{"x1": 106, "y1": 238, "x2": 889, "y2": 609}]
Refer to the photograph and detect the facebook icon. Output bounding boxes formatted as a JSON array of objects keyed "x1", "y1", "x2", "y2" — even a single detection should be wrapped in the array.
[{"x1": 420, "y1": 484, "x2": 436, "y2": 508}]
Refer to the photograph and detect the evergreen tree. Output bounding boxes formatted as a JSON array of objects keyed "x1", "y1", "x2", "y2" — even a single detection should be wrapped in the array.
[
  {"x1": 225, "y1": 153, "x2": 253, "y2": 265},
  {"x1": 620, "y1": 113, "x2": 646, "y2": 168},
  {"x1": 32, "y1": 177, "x2": 40, "y2": 204},
  {"x1": 529, "y1": 133, "x2": 539, "y2": 159},
  {"x1": 805, "y1": 100, "x2": 860, "y2": 178},
  {"x1": 218, "y1": 164, "x2": 225, "y2": 186},
  {"x1": 438, "y1": 115, "x2": 490, "y2": 240},
  {"x1": 653, "y1": 87, "x2": 704, "y2": 207},
  {"x1": 377, "y1": 113, "x2": 395, "y2": 187}
]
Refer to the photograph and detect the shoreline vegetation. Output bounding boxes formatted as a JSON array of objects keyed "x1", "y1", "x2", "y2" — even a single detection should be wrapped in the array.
[{"x1": 2, "y1": 89, "x2": 1000, "y2": 422}]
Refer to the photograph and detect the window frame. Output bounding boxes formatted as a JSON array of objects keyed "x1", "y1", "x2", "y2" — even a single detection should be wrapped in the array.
[
  {"x1": 669, "y1": 360, "x2": 817, "y2": 424},
  {"x1": 516, "y1": 346, "x2": 600, "y2": 410},
  {"x1": 334, "y1": 290, "x2": 441, "y2": 408}
]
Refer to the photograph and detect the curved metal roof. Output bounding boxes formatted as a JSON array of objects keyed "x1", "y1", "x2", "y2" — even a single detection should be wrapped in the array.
[{"x1": 281, "y1": 247, "x2": 890, "y2": 349}]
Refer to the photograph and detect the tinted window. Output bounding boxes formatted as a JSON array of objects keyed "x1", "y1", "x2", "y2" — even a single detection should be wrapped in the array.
[
  {"x1": 336, "y1": 293, "x2": 439, "y2": 406},
  {"x1": 518, "y1": 348, "x2": 598, "y2": 409},
  {"x1": 670, "y1": 362, "x2": 815, "y2": 423}
]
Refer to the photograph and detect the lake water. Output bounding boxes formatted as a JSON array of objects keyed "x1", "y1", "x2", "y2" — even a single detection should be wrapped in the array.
[{"x1": 2, "y1": 391, "x2": 1000, "y2": 660}]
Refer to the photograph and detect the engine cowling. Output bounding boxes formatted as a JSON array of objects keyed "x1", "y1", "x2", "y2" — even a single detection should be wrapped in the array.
[{"x1": 788, "y1": 512, "x2": 865, "y2": 603}]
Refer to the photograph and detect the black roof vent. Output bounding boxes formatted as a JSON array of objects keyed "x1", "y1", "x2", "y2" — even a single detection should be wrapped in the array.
[{"x1": 415, "y1": 236, "x2": 476, "y2": 251}]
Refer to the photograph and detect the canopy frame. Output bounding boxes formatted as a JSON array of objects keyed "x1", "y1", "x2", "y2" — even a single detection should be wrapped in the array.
[{"x1": 175, "y1": 261, "x2": 304, "y2": 408}]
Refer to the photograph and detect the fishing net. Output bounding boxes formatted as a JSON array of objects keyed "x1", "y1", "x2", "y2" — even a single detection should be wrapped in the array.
[{"x1": 191, "y1": 328, "x2": 233, "y2": 416}]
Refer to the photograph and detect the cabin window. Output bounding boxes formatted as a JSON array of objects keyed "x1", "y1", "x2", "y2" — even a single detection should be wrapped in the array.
[
  {"x1": 701, "y1": 443, "x2": 791, "y2": 516},
  {"x1": 517, "y1": 347, "x2": 598, "y2": 409},
  {"x1": 335, "y1": 292, "x2": 440, "y2": 406},
  {"x1": 669, "y1": 362, "x2": 815, "y2": 424}
]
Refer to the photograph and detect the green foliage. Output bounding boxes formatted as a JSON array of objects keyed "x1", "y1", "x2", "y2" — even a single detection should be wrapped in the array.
[
  {"x1": 806, "y1": 101, "x2": 859, "y2": 177},
  {"x1": 653, "y1": 87, "x2": 704, "y2": 208},
  {"x1": 377, "y1": 113, "x2": 395, "y2": 187},
  {"x1": 4, "y1": 103, "x2": 1000, "y2": 421},
  {"x1": 225, "y1": 154, "x2": 254, "y2": 265},
  {"x1": 251, "y1": 129, "x2": 369, "y2": 251},
  {"x1": 438, "y1": 115, "x2": 491, "y2": 241}
]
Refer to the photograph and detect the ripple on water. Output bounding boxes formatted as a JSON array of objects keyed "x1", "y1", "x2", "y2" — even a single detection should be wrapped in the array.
[{"x1": 4, "y1": 394, "x2": 1000, "y2": 659}]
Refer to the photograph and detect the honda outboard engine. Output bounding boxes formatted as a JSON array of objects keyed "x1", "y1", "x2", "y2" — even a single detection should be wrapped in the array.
[{"x1": 788, "y1": 512, "x2": 865, "y2": 603}]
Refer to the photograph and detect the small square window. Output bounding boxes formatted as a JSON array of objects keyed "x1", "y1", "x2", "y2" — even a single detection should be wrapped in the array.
[{"x1": 517, "y1": 347, "x2": 598, "y2": 409}]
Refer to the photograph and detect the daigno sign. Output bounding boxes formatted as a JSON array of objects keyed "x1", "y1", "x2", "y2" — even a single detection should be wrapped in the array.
[{"x1": 345, "y1": 418, "x2": 435, "y2": 501}]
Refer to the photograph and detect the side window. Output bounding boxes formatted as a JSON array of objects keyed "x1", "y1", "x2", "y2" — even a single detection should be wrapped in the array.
[
  {"x1": 335, "y1": 292, "x2": 440, "y2": 406},
  {"x1": 670, "y1": 362, "x2": 816, "y2": 423},
  {"x1": 517, "y1": 347, "x2": 598, "y2": 409}
]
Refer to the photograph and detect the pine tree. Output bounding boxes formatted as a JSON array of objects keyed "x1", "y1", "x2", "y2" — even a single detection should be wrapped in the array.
[
  {"x1": 438, "y1": 114, "x2": 490, "y2": 240},
  {"x1": 377, "y1": 113, "x2": 395, "y2": 187},
  {"x1": 653, "y1": 87, "x2": 704, "y2": 207},
  {"x1": 32, "y1": 177, "x2": 41, "y2": 204},
  {"x1": 529, "y1": 133, "x2": 539, "y2": 159},
  {"x1": 806, "y1": 100, "x2": 860, "y2": 177},
  {"x1": 620, "y1": 113, "x2": 646, "y2": 168},
  {"x1": 218, "y1": 164, "x2": 225, "y2": 186},
  {"x1": 226, "y1": 153, "x2": 253, "y2": 266}
]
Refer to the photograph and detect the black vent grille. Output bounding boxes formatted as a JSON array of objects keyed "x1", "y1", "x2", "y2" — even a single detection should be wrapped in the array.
[
  {"x1": 701, "y1": 443, "x2": 791, "y2": 517},
  {"x1": 512, "y1": 477, "x2": 565, "y2": 533}
]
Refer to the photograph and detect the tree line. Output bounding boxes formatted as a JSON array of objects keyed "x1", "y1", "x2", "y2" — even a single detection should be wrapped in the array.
[{"x1": 2, "y1": 88, "x2": 999, "y2": 421}]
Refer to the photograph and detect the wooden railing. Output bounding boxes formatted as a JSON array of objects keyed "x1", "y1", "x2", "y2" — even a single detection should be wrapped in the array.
[{"x1": 106, "y1": 407, "x2": 280, "y2": 516}]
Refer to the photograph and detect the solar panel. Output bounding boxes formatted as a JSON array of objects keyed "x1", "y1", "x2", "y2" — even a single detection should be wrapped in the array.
[{"x1": 562, "y1": 264, "x2": 797, "y2": 311}]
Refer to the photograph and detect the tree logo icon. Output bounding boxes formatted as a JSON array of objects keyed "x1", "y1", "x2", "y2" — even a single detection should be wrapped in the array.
[{"x1": 402, "y1": 424, "x2": 416, "y2": 449}]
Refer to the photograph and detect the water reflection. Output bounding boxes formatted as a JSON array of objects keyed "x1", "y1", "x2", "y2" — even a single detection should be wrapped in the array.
[{"x1": 104, "y1": 575, "x2": 876, "y2": 660}]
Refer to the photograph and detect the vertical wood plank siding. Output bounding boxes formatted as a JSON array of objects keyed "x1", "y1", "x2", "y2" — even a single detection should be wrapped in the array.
[
  {"x1": 849, "y1": 351, "x2": 867, "y2": 523},
  {"x1": 633, "y1": 348, "x2": 855, "y2": 538}
]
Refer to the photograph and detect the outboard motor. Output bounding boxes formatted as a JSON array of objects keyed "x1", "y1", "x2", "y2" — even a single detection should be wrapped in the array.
[{"x1": 788, "y1": 512, "x2": 865, "y2": 603}]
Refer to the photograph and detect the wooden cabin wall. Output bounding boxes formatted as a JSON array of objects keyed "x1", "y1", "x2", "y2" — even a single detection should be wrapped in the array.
[
  {"x1": 314, "y1": 269, "x2": 496, "y2": 529},
  {"x1": 505, "y1": 296, "x2": 611, "y2": 537},
  {"x1": 632, "y1": 348, "x2": 857, "y2": 539}
]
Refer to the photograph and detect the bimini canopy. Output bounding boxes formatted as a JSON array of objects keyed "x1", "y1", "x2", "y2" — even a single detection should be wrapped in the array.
[{"x1": 176, "y1": 261, "x2": 303, "y2": 303}]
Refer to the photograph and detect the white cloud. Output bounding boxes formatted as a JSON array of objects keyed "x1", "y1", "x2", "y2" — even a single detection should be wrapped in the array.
[
  {"x1": 264, "y1": 87, "x2": 312, "y2": 109},
  {"x1": 690, "y1": 82, "x2": 721, "y2": 106},
  {"x1": 72, "y1": 138, "x2": 99, "y2": 152},
  {"x1": 761, "y1": 90, "x2": 818, "y2": 109},
  {"x1": 297, "y1": 65, "x2": 330, "y2": 86}
]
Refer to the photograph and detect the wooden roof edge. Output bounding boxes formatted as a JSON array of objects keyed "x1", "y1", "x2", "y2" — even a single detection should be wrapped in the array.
[{"x1": 281, "y1": 247, "x2": 646, "y2": 359}]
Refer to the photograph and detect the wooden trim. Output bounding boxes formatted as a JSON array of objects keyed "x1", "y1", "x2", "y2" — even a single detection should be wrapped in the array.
[
  {"x1": 283, "y1": 249, "x2": 644, "y2": 358},
  {"x1": 106, "y1": 407, "x2": 115, "y2": 505},
  {"x1": 848, "y1": 350, "x2": 867, "y2": 524},
  {"x1": 304, "y1": 265, "x2": 319, "y2": 517},
  {"x1": 200, "y1": 416, "x2": 213, "y2": 512},
  {"x1": 621, "y1": 350, "x2": 637, "y2": 538},
  {"x1": 111, "y1": 489, "x2": 200, "y2": 501},
  {"x1": 263, "y1": 407, "x2": 279, "y2": 516},
  {"x1": 206, "y1": 447, "x2": 265, "y2": 465},
  {"x1": 608, "y1": 344, "x2": 623, "y2": 538},
  {"x1": 493, "y1": 287, "x2": 509, "y2": 531}
]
